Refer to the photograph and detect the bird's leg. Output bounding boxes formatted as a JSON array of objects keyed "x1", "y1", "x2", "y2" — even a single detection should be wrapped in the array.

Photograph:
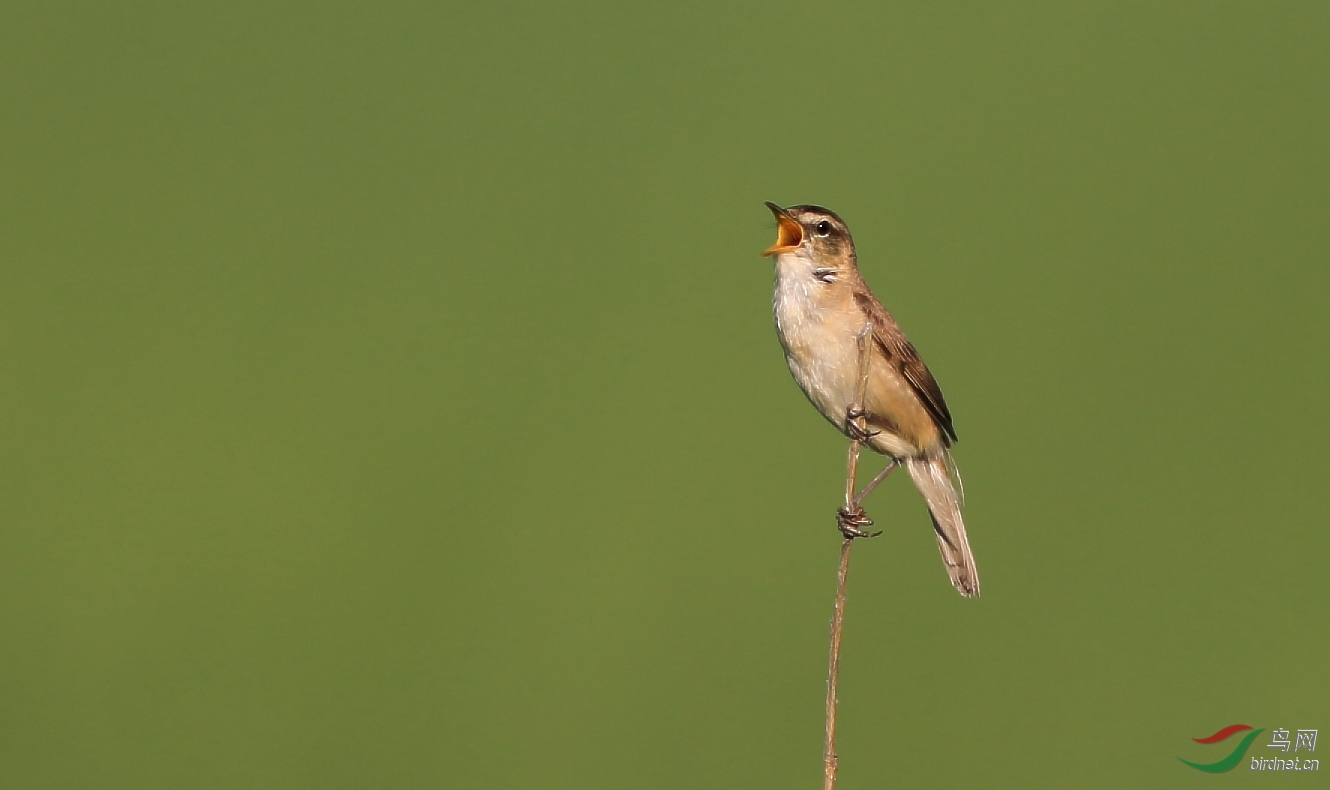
[
  {"x1": 843, "y1": 407, "x2": 880, "y2": 443},
  {"x1": 836, "y1": 458, "x2": 895, "y2": 538},
  {"x1": 852, "y1": 459, "x2": 899, "y2": 509},
  {"x1": 837, "y1": 322, "x2": 882, "y2": 539}
]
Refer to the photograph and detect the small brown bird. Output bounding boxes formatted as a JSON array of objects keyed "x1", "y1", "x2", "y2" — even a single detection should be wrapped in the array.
[{"x1": 762, "y1": 202, "x2": 979, "y2": 597}]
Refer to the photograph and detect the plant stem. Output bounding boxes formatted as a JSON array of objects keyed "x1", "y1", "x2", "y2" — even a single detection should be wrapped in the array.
[{"x1": 822, "y1": 322, "x2": 874, "y2": 790}]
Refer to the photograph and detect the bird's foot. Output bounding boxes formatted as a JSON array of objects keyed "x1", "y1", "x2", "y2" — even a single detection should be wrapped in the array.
[
  {"x1": 836, "y1": 505, "x2": 882, "y2": 539},
  {"x1": 844, "y1": 408, "x2": 880, "y2": 443}
]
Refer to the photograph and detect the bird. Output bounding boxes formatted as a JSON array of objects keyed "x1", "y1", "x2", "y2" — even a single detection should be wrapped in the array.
[{"x1": 762, "y1": 201, "x2": 979, "y2": 597}]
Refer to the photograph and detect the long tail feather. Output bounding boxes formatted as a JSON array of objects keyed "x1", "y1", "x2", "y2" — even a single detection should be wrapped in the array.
[{"x1": 905, "y1": 454, "x2": 980, "y2": 597}]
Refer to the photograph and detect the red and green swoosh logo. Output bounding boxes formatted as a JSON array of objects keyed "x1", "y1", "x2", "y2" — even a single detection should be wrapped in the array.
[{"x1": 1178, "y1": 724, "x2": 1264, "y2": 772}]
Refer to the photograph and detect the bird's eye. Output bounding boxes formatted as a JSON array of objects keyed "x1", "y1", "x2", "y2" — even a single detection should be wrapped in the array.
[{"x1": 814, "y1": 221, "x2": 833, "y2": 236}]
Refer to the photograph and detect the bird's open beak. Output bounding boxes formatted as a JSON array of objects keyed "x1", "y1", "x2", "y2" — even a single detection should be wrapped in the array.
[{"x1": 762, "y1": 202, "x2": 804, "y2": 257}]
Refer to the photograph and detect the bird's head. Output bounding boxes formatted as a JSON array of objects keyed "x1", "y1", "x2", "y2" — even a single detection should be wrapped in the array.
[{"x1": 762, "y1": 202, "x2": 857, "y2": 267}]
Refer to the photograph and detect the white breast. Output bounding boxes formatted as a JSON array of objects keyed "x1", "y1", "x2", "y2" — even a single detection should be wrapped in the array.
[{"x1": 771, "y1": 253, "x2": 862, "y2": 431}]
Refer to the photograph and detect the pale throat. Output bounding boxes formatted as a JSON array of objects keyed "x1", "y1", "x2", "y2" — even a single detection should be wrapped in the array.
[{"x1": 771, "y1": 249, "x2": 847, "y2": 331}]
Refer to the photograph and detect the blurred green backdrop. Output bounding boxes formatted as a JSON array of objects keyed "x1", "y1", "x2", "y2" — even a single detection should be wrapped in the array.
[{"x1": 2, "y1": 2, "x2": 1326, "y2": 787}]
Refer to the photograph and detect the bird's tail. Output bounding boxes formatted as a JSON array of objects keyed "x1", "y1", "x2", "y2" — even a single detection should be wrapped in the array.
[{"x1": 905, "y1": 453, "x2": 980, "y2": 597}]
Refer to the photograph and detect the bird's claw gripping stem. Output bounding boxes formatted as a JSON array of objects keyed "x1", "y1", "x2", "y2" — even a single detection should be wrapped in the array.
[
  {"x1": 844, "y1": 407, "x2": 880, "y2": 443},
  {"x1": 836, "y1": 505, "x2": 882, "y2": 539}
]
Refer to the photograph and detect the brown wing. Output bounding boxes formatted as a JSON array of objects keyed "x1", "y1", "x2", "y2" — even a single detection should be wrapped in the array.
[{"x1": 853, "y1": 290, "x2": 958, "y2": 444}]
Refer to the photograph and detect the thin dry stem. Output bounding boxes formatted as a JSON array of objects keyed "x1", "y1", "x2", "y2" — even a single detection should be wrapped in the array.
[
  {"x1": 823, "y1": 537, "x2": 853, "y2": 790},
  {"x1": 823, "y1": 322, "x2": 874, "y2": 790}
]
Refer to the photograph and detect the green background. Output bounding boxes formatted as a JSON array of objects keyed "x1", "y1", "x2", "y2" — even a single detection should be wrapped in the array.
[{"x1": 2, "y1": 2, "x2": 1326, "y2": 787}]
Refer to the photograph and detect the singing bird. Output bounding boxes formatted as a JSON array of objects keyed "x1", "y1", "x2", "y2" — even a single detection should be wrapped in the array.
[{"x1": 762, "y1": 202, "x2": 979, "y2": 597}]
